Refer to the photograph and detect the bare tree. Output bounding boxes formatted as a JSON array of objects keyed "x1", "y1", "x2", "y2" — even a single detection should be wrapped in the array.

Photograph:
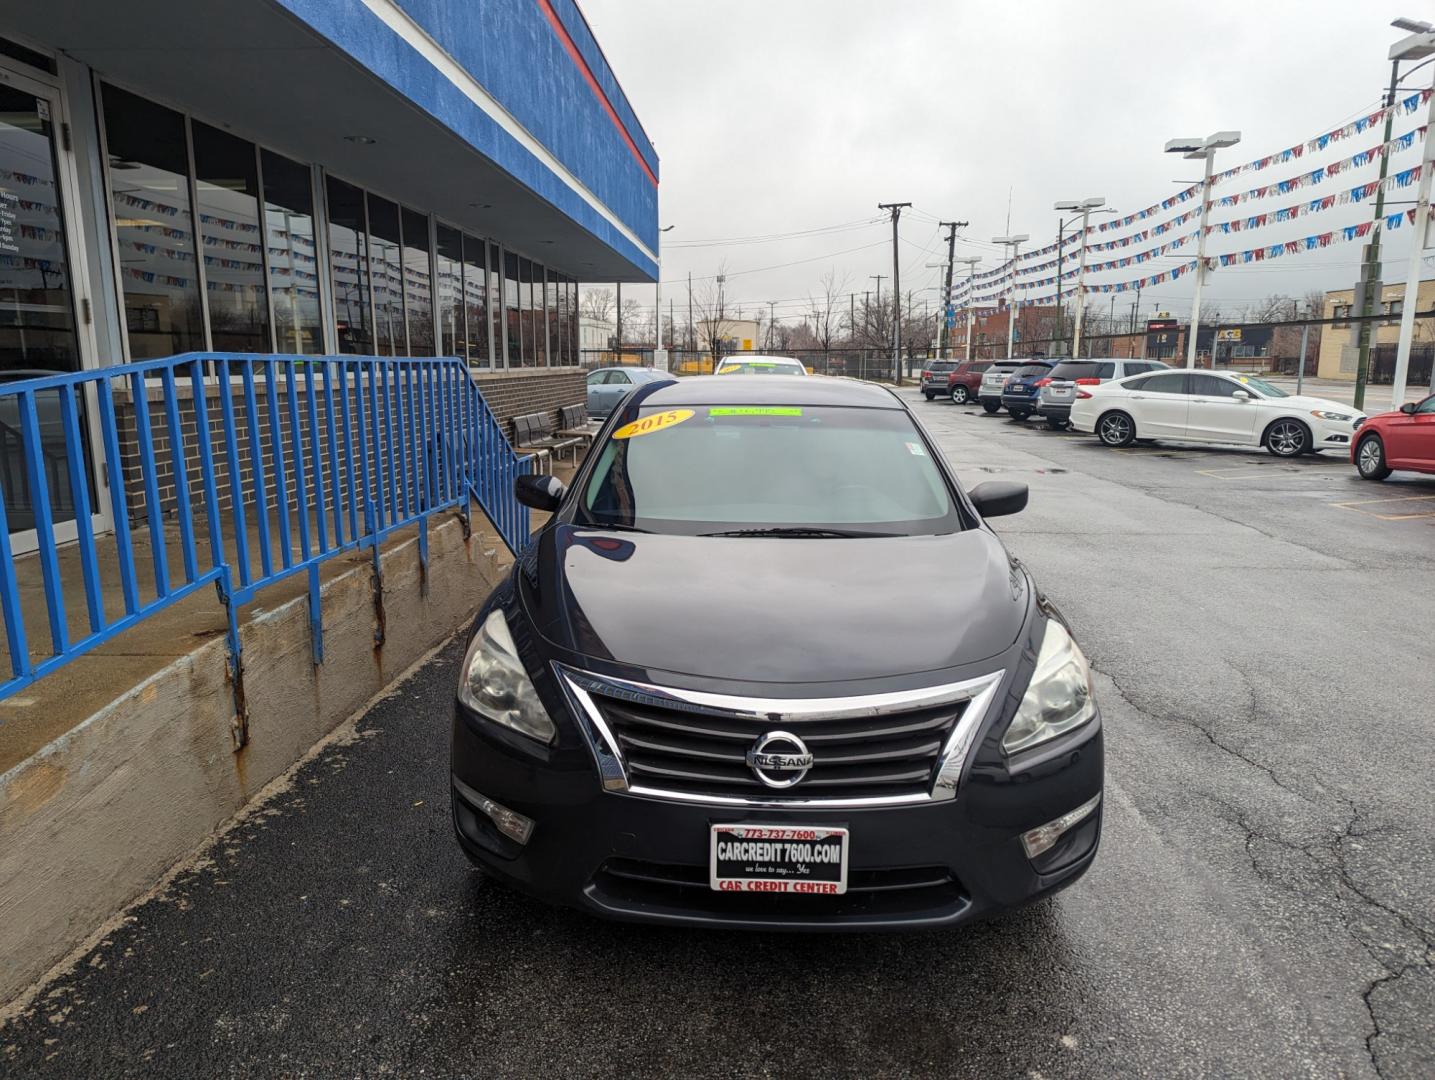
[
  {"x1": 692, "y1": 264, "x2": 736, "y2": 370},
  {"x1": 808, "y1": 268, "x2": 849, "y2": 364},
  {"x1": 580, "y1": 287, "x2": 615, "y2": 322},
  {"x1": 619, "y1": 296, "x2": 651, "y2": 345}
]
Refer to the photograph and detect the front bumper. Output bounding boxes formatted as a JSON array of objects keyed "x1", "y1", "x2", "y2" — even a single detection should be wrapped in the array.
[{"x1": 451, "y1": 699, "x2": 1103, "y2": 931}]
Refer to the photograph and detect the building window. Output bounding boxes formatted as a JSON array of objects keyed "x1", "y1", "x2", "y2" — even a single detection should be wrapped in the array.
[
  {"x1": 400, "y1": 206, "x2": 434, "y2": 355},
  {"x1": 568, "y1": 278, "x2": 578, "y2": 365},
  {"x1": 489, "y1": 243, "x2": 503, "y2": 368},
  {"x1": 1383, "y1": 298, "x2": 1403, "y2": 325},
  {"x1": 547, "y1": 268, "x2": 559, "y2": 366},
  {"x1": 435, "y1": 223, "x2": 463, "y2": 358},
  {"x1": 190, "y1": 121, "x2": 268, "y2": 353},
  {"x1": 367, "y1": 194, "x2": 404, "y2": 356},
  {"x1": 261, "y1": 151, "x2": 322, "y2": 354},
  {"x1": 101, "y1": 83, "x2": 206, "y2": 359},
  {"x1": 325, "y1": 176, "x2": 371, "y2": 354},
  {"x1": 461, "y1": 233, "x2": 490, "y2": 368},
  {"x1": 1332, "y1": 303, "x2": 1351, "y2": 328},
  {"x1": 503, "y1": 250, "x2": 520, "y2": 367}
]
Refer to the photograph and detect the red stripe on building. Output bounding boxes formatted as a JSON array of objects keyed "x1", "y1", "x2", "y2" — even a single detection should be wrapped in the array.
[{"x1": 535, "y1": 0, "x2": 658, "y2": 188}]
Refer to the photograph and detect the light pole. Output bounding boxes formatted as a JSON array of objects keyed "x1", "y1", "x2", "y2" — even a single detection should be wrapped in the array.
[
  {"x1": 955, "y1": 256, "x2": 981, "y2": 360},
  {"x1": 1388, "y1": 23, "x2": 1435, "y2": 408},
  {"x1": 992, "y1": 234, "x2": 1029, "y2": 359},
  {"x1": 1165, "y1": 131, "x2": 1242, "y2": 369},
  {"x1": 1054, "y1": 197, "x2": 1105, "y2": 358},
  {"x1": 655, "y1": 224, "x2": 674, "y2": 370}
]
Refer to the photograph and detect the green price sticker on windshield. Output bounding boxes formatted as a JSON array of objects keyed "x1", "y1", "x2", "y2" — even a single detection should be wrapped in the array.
[{"x1": 708, "y1": 407, "x2": 803, "y2": 417}]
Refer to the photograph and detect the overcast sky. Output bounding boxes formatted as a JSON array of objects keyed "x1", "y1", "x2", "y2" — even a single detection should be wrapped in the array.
[{"x1": 580, "y1": 0, "x2": 1432, "y2": 327}]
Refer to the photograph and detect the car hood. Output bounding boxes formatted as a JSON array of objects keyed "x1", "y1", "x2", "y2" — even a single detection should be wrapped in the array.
[
  {"x1": 1265, "y1": 394, "x2": 1362, "y2": 416},
  {"x1": 521, "y1": 525, "x2": 1029, "y2": 684}
]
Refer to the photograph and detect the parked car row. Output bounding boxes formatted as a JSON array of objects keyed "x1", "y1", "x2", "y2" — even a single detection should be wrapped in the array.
[{"x1": 922, "y1": 355, "x2": 1435, "y2": 477}]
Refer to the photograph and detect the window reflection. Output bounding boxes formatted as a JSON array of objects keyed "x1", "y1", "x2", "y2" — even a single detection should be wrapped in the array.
[
  {"x1": 400, "y1": 206, "x2": 433, "y2": 355},
  {"x1": 367, "y1": 195, "x2": 404, "y2": 356},
  {"x1": 461, "y1": 233, "x2": 488, "y2": 367},
  {"x1": 489, "y1": 243, "x2": 502, "y2": 367},
  {"x1": 519, "y1": 257, "x2": 537, "y2": 366},
  {"x1": 102, "y1": 84, "x2": 206, "y2": 358},
  {"x1": 261, "y1": 150, "x2": 321, "y2": 354},
  {"x1": 191, "y1": 121, "x2": 268, "y2": 353},
  {"x1": 435, "y1": 222, "x2": 463, "y2": 357},
  {"x1": 547, "y1": 268, "x2": 558, "y2": 367},
  {"x1": 326, "y1": 176, "x2": 371, "y2": 354},
  {"x1": 504, "y1": 249, "x2": 520, "y2": 367}
]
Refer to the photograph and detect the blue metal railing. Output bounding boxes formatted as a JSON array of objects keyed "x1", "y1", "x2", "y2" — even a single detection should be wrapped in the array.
[{"x1": 0, "y1": 353, "x2": 532, "y2": 734}]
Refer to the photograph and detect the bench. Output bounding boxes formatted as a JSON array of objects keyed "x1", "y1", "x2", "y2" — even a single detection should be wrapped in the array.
[
  {"x1": 512, "y1": 411, "x2": 582, "y2": 469},
  {"x1": 557, "y1": 403, "x2": 599, "y2": 452}
]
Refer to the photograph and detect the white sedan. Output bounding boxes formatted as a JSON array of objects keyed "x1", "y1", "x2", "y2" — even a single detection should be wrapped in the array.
[
  {"x1": 714, "y1": 355, "x2": 808, "y2": 376},
  {"x1": 1069, "y1": 370, "x2": 1364, "y2": 457}
]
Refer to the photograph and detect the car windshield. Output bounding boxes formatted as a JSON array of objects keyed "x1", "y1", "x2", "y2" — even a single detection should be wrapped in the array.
[
  {"x1": 717, "y1": 360, "x2": 803, "y2": 375},
  {"x1": 1012, "y1": 364, "x2": 1050, "y2": 378},
  {"x1": 579, "y1": 404, "x2": 962, "y2": 536},
  {"x1": 926, "y1": 363, "x2": 956, "y2": 373},
  {"x1": 1234, "y1": 375, "x2": 1288, "y2": 398}
]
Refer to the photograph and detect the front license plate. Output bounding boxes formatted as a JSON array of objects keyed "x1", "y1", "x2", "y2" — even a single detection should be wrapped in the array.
[{"x1": 709, "y1": 824, "x2": 848, "y2": 895}]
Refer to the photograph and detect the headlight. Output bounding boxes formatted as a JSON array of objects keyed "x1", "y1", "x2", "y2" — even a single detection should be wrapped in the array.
[
  {"x1": 458, "y1": 609, "x2": 556, "y2": 743},
  {"x1": 1002, "y1": 620, "x2": 1096, "y2": 754},
  {"x1": 1310, "y1": 410, "x2": 1353, "y2": 422}
]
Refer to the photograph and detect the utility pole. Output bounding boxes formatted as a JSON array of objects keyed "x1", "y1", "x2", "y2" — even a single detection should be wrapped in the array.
[
  {"x1": 1297, "y1": 302, "x2": 1311, "y2": 396},
  {"x1": 937, "y1": 220, "x2": 967, "y2": 358},
  {"x1": 849, "y1": 292, "x2": 855, "y2": 343},
  {"x1": 1354, "y1": 59, "x2": 1405, "y2": 411},
  {"x1": 767, "y1": 299, "x2": 776, "y2": 349},
  {"x1": 686, "y1": 271, "x2": 694, "y2": 352},
  {"x1": 993, "y1": 233, "x2": 1029, "y2": 359},
  {"x1": 879, "y1": 201, "x2": 911, "y2": 383},
  {"x1": 616, "y1": 281, "x2": 623, "y2": 363},
  {"x1": 1166, "y1": 132, "x2": 1240, "y2": 369}
]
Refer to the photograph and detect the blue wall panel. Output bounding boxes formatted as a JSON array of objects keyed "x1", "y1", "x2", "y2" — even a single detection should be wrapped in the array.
[{"x1": 271, "y1": 0, "x2": 657, "y2": 273}]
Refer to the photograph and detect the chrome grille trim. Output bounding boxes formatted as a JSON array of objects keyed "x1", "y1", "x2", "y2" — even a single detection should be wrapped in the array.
[{"x1": 555, "y1": 664, "x2": 1006, "y2": 808}]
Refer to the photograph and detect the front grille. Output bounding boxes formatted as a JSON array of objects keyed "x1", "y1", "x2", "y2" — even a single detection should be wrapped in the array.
[
  {"x1": 589, "y1": 692, "x2": 968, "y2": 801},
  {"x1": 593, "y1": 858, "x2": 967, "y2": 922}
]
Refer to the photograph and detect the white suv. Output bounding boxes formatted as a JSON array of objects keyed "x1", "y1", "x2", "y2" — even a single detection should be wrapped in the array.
[
  {"x1": 1037, "y1": 359, "x2": 1168, "y2": 429},
  {"x1": 977, "y1": 360, "x2": 1026, "y2": 414}
]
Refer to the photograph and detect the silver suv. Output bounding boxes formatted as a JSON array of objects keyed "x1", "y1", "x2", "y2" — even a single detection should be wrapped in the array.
[
  {"x1": 1037, "y1": 358, "x2": 1168, "y2": 429},
  {"x1": 977, "y1": 359, "x2": 1027, "y2": 414}
]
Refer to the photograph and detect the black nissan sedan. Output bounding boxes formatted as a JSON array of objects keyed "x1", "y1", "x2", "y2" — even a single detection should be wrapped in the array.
[{"x1": 451, "y1": 375, "x2": 1103, "y2": 930}]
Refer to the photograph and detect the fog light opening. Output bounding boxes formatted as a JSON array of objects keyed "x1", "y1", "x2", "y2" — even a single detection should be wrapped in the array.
[
  {"x1": 1021, "y1": 792, "x2": 1102, "y2": 859},
  {"x1": 455, "y1": 778, "x2": 534, "y2": 845}
]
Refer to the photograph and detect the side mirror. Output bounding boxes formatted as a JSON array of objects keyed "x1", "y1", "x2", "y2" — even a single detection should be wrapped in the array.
[
  {"x1": 515, "y1": 474, "x2": 566, "y2": 512},
  {"x1": 1232, "y1": 389, "x2": 1251, "y2": 401},
  {"x1": 1400, "y1": 401, "x2": 1418, "y2": 414},
  {"x1": 968, "y1": 481, "x2": 1028, "y2": 518}
]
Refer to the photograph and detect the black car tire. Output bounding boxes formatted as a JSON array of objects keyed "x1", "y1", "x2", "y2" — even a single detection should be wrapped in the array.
[
  {"x1": 1045, "y1": 416, "x2": 1068, "y2": 431},
  {"x1": 1263, "y1": 418, "x2": 1310, "y2": 458},
  {"x1": 950, "y1": 384, "x2": 970, "y2": 404},
  {"x1": 1356, "y1": 434, "x2": 1391, "y2": 480},
  {"x1": 982, "y1": 400, "x2": 1001, "y2": 414},
  {"x1": 1097, "y1": 410, "x2": 1136, "y2": 447},
  {"x1": 1009, "y1": 408, "x2": 1031, "y2": 421},
  {"x1": 923, "y1": 391, "x2": 936, "y2": 400}
]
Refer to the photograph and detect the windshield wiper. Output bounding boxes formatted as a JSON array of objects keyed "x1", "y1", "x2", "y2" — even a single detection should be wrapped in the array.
[{"x1": 697, "y1": 526, "x2": 888, "y2": 538}]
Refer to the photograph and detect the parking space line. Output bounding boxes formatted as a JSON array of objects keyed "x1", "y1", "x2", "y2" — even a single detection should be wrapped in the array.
[{"x1": 1330, "y1": 493, "x2": 1435, "y2": 520}]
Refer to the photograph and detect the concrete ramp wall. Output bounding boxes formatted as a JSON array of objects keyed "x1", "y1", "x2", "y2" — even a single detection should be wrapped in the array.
[{"x1": 0, "y1": 514, "x2": 505, "y2": 1005}]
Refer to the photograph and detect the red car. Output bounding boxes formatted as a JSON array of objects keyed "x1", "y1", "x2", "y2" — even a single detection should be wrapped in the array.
[
  {"x1": 944, "y1": 360, "x2": 993, "y2": 405},
  {"x1": 1353, "y1": 393, "x2": 1435, "y2": 479}
]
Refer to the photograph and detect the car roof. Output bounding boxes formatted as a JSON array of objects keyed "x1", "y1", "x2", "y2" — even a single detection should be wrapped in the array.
[
  {"x1": 716, "y1": 354, "x2": 805, "y2": 365},
  {"x1": 640, "y1": 374, "x2": 900, "y2": 408}
]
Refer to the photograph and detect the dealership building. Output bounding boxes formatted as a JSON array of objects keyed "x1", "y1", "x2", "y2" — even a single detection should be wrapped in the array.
[{"x1": 1, "y1": 0, "x2": 658, "y2": 426}]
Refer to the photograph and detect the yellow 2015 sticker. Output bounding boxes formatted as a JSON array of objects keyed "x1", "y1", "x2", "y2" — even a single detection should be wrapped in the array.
[{"x1": 612, "y1": 408, "x2": 694, "y2": 439}]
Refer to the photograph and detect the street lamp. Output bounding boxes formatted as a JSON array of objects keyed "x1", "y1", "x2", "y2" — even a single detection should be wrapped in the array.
[
  {"x1": 1388, "y1": 24, "x2": 1435, "y2": 408},
  {"x1": 958, "y1": 258, "x2": 981, "y2": 360},
  {"x1": 1165, "y1": 130, "x2": 1241, "y2": 368},
  {"x1": 1054, "y1": 197, "x2": 1105, "y2": 358},
  {"x1": 992, "y1": 234, "x2": 1029, "y2": 359}
]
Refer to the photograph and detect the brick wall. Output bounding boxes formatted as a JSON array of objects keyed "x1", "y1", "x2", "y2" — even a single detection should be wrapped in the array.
[{"x1": 473, "y1": 368, "x2": 586, "y2": 430}]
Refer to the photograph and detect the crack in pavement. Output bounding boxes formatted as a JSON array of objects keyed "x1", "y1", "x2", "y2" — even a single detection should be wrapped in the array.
[{"x1": 1095, "y1": 660, "x2": 1432, "y2": 1079}]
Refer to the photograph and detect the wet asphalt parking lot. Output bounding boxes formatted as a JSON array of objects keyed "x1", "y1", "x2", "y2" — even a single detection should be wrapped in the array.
[{"x1": 2, "y1": 385, "x2": 1432, "y2": 1079}]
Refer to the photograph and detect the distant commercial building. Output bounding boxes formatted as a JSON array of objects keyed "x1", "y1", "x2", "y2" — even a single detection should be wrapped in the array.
[{"x1": 1318, "y1": 278, "x2": 1435, "y2": 384}]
